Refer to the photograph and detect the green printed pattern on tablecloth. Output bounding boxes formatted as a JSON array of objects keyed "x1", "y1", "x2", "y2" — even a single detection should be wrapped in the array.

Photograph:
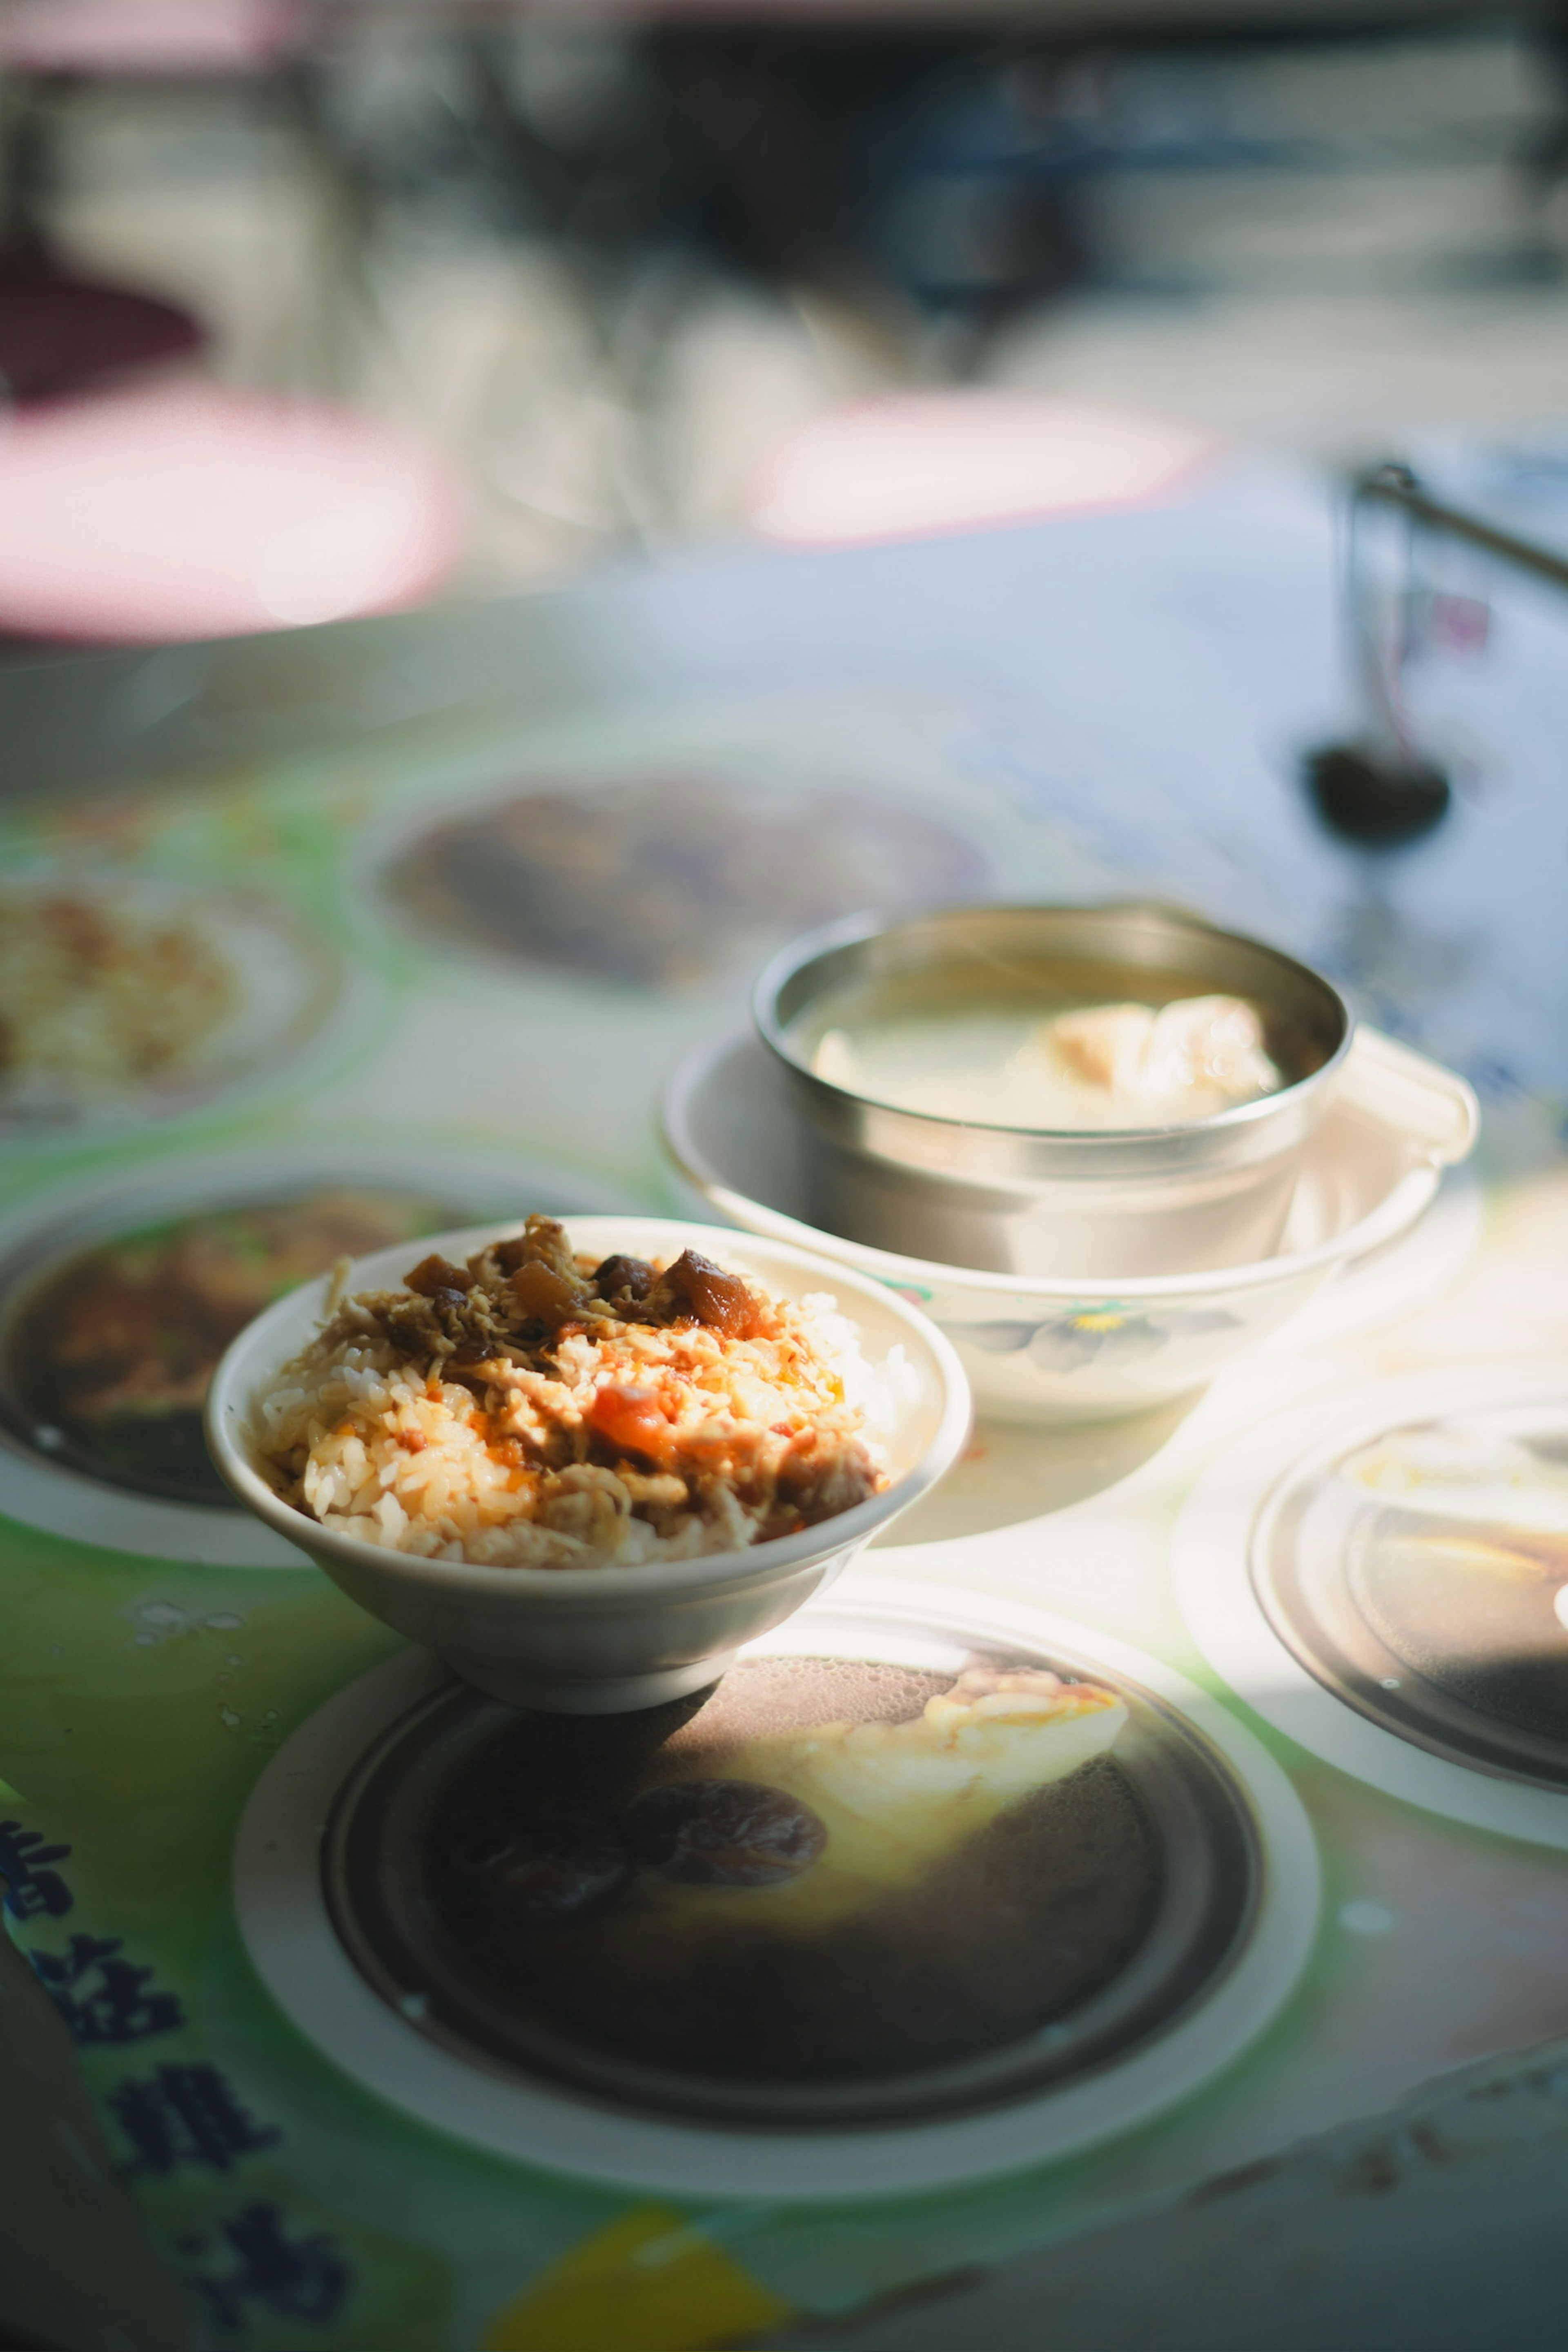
[{"x1": 1, "y1": 699, "x2": 1363, "y2": 2347}]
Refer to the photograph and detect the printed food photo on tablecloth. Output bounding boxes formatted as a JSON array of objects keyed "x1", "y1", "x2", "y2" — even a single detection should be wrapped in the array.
[
  {"x1": 1177, "y1": 1369, "x2": 1568, "y2": 1850},
  {"x1": 346, "y1": 690, "x2": 1122, "y2": 1007},
  {"x1": 380, "y1": 773, "x2": 989, "y2": 990},
  {"x1": 0, "y1": 877, "x2": 346, "y2": 1137},
  {"x1": 1260, "y1": 1400, "x2": 1568, "y2": 1786},
  {"x1": 0, "y1": 1151, "x2": 618, "y2": 1563},
  {"x1": 235, "y1": 1589, "x2": 1319, "y2": 2202},
  {"x1": 2, "y1": 1186, "x2": 468, "y2": 1508}
]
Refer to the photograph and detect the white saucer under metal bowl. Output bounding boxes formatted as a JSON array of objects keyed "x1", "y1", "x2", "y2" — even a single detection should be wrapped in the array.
[{"x1": 660, "y1": 1031, "x2": 1477, "y2": 1423}]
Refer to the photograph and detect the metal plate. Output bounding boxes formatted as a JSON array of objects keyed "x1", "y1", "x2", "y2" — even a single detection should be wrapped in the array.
[{"x1": 1176, "y1": 1369, "x2": 1568, "y2": 1846}]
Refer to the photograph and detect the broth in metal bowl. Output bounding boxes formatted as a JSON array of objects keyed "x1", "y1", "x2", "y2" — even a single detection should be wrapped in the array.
[{"x1": 756, "y1": 903, "x2": 1354, "y2": 1279}]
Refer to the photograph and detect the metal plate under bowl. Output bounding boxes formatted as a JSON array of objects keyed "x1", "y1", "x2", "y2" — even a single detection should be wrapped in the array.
[
  {"x1": 233, "y1": 1576, "x2": 1320, "y2": 2198},
  {"x1": 1176, "y1": 1370, "x2": 1568, "y2": 1849},
  {"x1": 1257, "y1": 1405, "x2": 1568, "y2": 1789}
]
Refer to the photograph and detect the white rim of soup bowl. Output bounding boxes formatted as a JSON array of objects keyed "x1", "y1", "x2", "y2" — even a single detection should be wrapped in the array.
[
  {"x1": 660, "y1": 1032, "x2": 1451, "y2": 1305},
  {"x1": 204, "y1": 1216, "x2": 973, "y2": 1603}
]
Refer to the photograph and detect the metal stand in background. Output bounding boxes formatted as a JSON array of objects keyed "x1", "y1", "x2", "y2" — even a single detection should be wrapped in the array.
[{"x1": 1306, "y1": 460, "x2": 1568, "y2": 849}]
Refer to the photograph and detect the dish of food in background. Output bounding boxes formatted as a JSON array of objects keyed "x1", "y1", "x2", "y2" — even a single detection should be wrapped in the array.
[
  {"x1": 757, "y1": 906, "x2": 1373, "y2": 1280},
  {"x1": 0, "y1": 1149, "x2": 616, "y2": 1565},
  {"x1": 0, "y1": 880, "x2": 343, "y2": 1133},
  {"x1": 0, "y1": 886, "x2": 234, "y2": 1109},
  {"x1": 808, "y1": 987, "x2": 1284, "y2": 1131},
  {"x1": 1262, "y1": 1412, "x2": 1568, "y2": 1786},
  {"x1": 256, "y1": 1214, "x2": 901, "y2": 1571},
  {"x1": 1176, "y1": 1372, "x2": 1568, "y2": 1849},
  {"x1": 207, "y1": 1219, "x2": 969, "y2": 1711},
  {"x1": 383, "y1": 775, "x2": 986, "y2": 989},
  {"x1": 0, "y1": 1188, "x2": 501, "y2": 1508},
  {"x1": 235, "y1": 1584, "x2": 1319, "y2": 2194},
  {"x1": 660, "y1": 1029, "x2": 1479, "y2": 1424},
  {"x1": 333, "y1": 1654, "x2": 1178, "y2": 2116}
]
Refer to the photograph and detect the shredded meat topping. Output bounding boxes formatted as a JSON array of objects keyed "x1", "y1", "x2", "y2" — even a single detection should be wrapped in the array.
[{"x1": 277, "y1": 1216, "x2": 886, "y2": 1555}]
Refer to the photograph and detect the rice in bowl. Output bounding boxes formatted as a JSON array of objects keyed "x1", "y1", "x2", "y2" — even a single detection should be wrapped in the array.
[{"x1": 256, "y1": 1216, "x2": 906, "y2": 1570}]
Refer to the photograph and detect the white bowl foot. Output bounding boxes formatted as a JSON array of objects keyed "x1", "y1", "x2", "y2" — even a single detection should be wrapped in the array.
[{"x1": 437, "y1": 1649, "x2": 740, "y2": 1715}]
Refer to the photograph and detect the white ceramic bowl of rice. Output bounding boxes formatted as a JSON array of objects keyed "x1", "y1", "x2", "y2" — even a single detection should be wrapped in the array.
[{"x1": 205, "y1": 1216, "x2": 970, "y2": 1713}]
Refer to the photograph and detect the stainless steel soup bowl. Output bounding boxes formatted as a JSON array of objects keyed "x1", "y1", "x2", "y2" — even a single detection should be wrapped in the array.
[{"x1": 754, "y1": 904, "x2": 1354, "y2": 1280}]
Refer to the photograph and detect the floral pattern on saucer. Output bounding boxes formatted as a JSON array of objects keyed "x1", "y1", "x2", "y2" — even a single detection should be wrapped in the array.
[{"x1": 940, "y1": 1305, "x2": 1241, "y2": 1372}]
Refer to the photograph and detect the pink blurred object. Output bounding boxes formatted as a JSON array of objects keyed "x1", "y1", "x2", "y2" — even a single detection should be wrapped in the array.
[
  {"x1": 0, "y1": 382, "x2": 464, "y2": 643},
  {"x1": 0, "y1": 0, "x2": 307, "y2": 74},
  {"x1": 746, "y1": 392, "x2": 1221, "y2": 547}
]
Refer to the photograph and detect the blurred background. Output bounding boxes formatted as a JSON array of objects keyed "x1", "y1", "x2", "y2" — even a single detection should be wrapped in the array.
[
  {"x1": 0, "y1": 0, "x2": 1564, "y2": 637},
  {"x1": 4, "y1": 17, "x2": 1568, "y2": 2352}
]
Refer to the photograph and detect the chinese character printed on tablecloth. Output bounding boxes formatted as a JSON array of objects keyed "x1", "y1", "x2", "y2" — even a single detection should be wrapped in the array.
[
  {"x1": 30, "y1": 1933, "x2": 184, "y2": 2045},
  {"x1": 0, "y1": 1820, "x2": 73, "y2": 1920},
  {"x1": 109, "y1": 2063, "x2": 280, "y2": 2175},
  {"x1": 184, "y1": 2202, "x2": 352, "y2": 2331}
]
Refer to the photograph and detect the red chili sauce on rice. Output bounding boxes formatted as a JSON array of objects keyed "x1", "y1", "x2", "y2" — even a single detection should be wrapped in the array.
[{"x1": 256, "y1": 1217, "x2": 892, "y2": 1569}]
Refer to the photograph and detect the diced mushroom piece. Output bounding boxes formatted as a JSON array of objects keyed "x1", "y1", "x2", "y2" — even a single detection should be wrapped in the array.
[
  {"x1": 494, "y1": 1215, "x2": 578, "y2": 1280},
  {"x1": 510, "y1": 1258, "x2": 583, "y2": 1330},
  {"x1": 404, "y1": 1253, "x2": 476, "y2": 1298},
  {"x1": 454, "y1": 1810, "x2": 632, "y2": 1927},
  {"x1": 622, "y1": 1779, "x2": 826, "y2": 1887},
  {"x1": 660, "y1": 1249, "x2": 762, "y2": 1338},
  {"x1": 592, "y1": 1252, "x2": 655, "y2": 1304},
  {"x1": 523, "y1": 1216, "x2": 578, "y2": 1278}
]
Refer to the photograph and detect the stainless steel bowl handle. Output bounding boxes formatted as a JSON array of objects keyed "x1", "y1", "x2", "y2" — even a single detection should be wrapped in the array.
[{"x1": 1332, "y1": 1026, "x2": 1479, "y2": 1165}]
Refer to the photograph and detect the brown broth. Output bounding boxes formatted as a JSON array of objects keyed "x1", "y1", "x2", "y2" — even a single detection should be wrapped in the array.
[
  {"x1": 2, "y1": 1188, "x2": 470, "y2": 1505},
  {"x1": 422, "y1": 1658, "x2": 1161, "y2": 2087}
]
